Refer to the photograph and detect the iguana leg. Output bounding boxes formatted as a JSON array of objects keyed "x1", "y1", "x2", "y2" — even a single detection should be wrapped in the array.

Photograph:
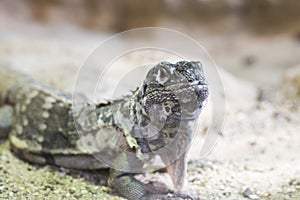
[
  {"x1": 108, "y1": 152, "x2": 150, "y2": 199},
  {"x1": 109, "y1": 168, "x2": 148, "y2": 200},
  {"x1": 110, "y1": 168, "x2": 183, "y2": 200},
  {"x1": 0, "y1": 105, "x2": 14, "y2": 138},
  {"x1": 108, "y1": 152, "x2": 195, "y2": 200},
  {"x1": 109, "y1": 168, "x2": 195, "y2": 200}
]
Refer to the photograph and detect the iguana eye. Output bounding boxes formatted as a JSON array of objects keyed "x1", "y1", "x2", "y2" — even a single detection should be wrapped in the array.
[
  {"x1": 164, "y1": 105, "x2": 171, "y2": 114},
  {"x1": 163, "y1": 102, "x2": 173, "y2": 115}
]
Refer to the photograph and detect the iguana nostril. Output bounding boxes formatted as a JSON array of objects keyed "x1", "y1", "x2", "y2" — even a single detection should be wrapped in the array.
[{"x1": 195, "y1": 85, "x2": 209, "y2": 100}]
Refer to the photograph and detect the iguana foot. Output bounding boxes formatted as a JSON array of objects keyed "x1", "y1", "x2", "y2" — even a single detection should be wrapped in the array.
[
  {"x1": 142, "y1": 182, "x2": 197, "y2": 200},
  {"x1": 141, "y1": 192, "x2": 197, "y2": 200},
  {"x1": 110, "y1": 168, "x2": 197, "y2": 200}
]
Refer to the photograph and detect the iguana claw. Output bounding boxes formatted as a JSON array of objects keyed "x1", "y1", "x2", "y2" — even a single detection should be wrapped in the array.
[{"x1": 141, "y1": 192, "x2": 197, "y2": 200}]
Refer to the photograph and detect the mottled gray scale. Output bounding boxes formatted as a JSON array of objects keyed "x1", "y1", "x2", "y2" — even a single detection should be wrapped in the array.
[
  {"x1": 39, "y1": 97, "x2": 78, "y2": 152},
  {"x1": 8, "y1": 83, "x2": 80, "y2": 154}
]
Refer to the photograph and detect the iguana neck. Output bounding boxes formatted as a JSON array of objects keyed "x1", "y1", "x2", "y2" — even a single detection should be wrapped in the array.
[
  {"x1": 95, "y1": 88, "x2": 140, "y2": 128},
  {"x1": 94, "y1": 88, "x2": 153, "y2": 152}
]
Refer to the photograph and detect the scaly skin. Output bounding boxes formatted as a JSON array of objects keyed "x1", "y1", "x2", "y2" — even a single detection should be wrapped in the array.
[{"x1": 0, "y1": 61, "x2": 209, "y2": 200}]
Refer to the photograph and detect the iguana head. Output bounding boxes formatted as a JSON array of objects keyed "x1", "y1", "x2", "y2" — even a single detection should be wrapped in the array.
[{"x1": 139, "y1": 61, "x2": 208, "y2": 127}]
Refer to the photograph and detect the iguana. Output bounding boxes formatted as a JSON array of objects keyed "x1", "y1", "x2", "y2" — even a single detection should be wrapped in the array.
[{"x1": 0, "y1": 61, "x2": 209, "y2": 200}]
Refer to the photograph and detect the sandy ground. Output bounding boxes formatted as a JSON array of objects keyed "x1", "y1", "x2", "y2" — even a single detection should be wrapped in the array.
[{"x1": 0, "y1": 20, "x2": 300, "y2": 200}]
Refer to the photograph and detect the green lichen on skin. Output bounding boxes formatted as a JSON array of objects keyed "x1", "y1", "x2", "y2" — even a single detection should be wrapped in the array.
[{"x1": 0, "y1": 142, "x2": 125, "y2": 200}]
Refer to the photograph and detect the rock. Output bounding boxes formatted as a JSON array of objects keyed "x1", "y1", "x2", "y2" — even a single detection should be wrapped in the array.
[
  {"x1": 243, "y1": 187, "x2": 260, "y2": 200},
  {"x1": 68, "y1": 187, "x2": 76, "y2": 194},
  {"x1": 12, "y1": 187, "x2": 19, "y2": 193},
  {"x1": 81, "y1": 189, "x2": 88, "y2": 194},
  {"x1": 0, "y1": 186, "x2": 4, "y2": 193}
]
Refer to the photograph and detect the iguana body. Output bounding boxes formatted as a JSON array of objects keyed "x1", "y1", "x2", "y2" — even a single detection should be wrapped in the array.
[{"x1": 0, "y1": 61, "x2": 209, "y2": 200}]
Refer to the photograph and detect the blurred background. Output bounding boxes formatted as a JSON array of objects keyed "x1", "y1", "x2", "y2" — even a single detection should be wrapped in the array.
[
  {"x1": 2, "y1": 0, "x2": 300, "y2": 33},
  {"x1": 1, "y1": 0, "x2": 300, "y2": 86},
  {"x1": 0, "y1": 1, "x2": 300, "y2": 199}
]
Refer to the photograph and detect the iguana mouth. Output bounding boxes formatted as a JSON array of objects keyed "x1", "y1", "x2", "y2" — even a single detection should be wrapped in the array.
[{"x1": 175, "y1": 111, "x2": 202, "y2": 121}]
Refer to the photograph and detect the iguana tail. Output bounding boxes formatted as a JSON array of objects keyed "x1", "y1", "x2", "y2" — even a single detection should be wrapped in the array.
[
  {"x1": 0, "y1": 66, "x2": 29, "y2": 138},
  {"x1": 0, "y1": 66, "x2": 29, "y2": 106}
]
